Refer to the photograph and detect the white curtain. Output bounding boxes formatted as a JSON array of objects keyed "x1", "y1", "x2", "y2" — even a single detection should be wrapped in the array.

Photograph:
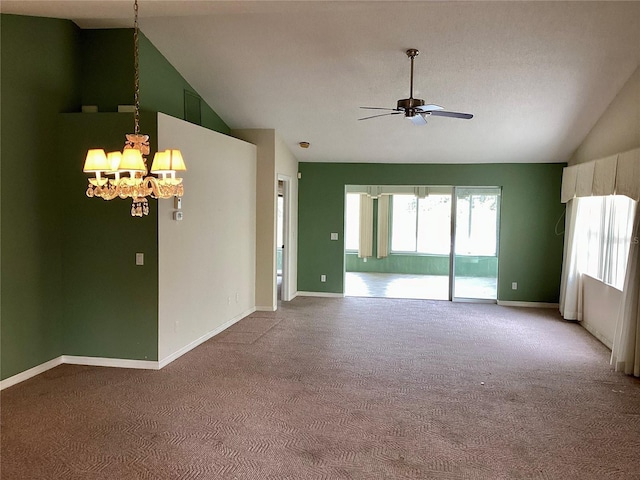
[
  {"x1": 559, "y1": 198, "x2": 585, "y2": 320},
  {"x1": 377, "y1": 195, "x2": 390, "y2": 259},
  {"x1": 560, "y1": 196, "x2": 636, "y2": 320},
  {"x1": 611, "y1": 206, "x2": 640, "y2": 377},
  {"x1": 358, "y1": 194, "x2": 373, "y2": 258}
]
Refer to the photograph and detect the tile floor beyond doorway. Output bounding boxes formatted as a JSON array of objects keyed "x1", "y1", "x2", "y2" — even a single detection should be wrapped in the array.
[{"x1": 344, "y1": 272, "x2": 497, "y2": 301}]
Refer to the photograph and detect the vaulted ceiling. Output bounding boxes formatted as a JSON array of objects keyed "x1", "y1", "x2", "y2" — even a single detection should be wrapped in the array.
[{"x1": 3, "y1": 1, "x2": 640, "y2": 164}]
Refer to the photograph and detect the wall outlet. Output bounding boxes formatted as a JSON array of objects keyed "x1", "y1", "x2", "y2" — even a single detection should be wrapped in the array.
[
  {"x1": 320, "y1": 274, "x2": 326, "y2": 282},
  {"x1": 512, "y1": 282, "x2": 518, "y2": 290}
]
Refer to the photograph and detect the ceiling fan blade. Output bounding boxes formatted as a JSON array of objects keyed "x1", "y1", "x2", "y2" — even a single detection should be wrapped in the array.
[
  {"x1": 416, "y1": 104, "x2": 444, "y2": 112},
  {"x1": 358, "y1": 112, "x2": 404, "y2": 121},
  {"x1": 408, "y1": 114, "x2": 427, "y2": 126},
  {"x1": 428, "y1": 110, "x2": 474, "y2": 119},
  {"x1": 360, "y1": 107, "x2": 400, "y2": 111}
]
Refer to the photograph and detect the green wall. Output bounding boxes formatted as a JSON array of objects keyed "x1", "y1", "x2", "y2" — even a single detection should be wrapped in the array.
[
  {"x1": 1, "y1": 15, "x2": 81, "y2": 379},
  {"x1": 59, "y1": 113, "x2": 159, "y2": 360},
  {"x1": 80, "y1": 29, "x2": 230, "y2": 135},
  {"x1": 1, "y1": 17, "x2": 231, "y2": 380},
  {"x1": 298, "y1": 163, "x2": 565, "y2": 302},
  {"x1": 81, "y1": 29, "x2": 134, "y2": 112}
]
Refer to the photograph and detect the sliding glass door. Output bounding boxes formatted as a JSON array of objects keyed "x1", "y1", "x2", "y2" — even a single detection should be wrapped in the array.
[{"x1": 451, "y1": 187, "x2": 501, "y2": 301}]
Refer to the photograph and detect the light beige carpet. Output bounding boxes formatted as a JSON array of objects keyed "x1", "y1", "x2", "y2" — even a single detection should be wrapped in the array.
[{"x1": 2, "y1": 297, "x2": 640, "y2": 479}]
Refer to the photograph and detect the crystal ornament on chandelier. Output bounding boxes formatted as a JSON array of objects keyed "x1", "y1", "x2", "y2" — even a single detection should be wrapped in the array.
[{"x1": 83, "y1": 0, "x2": 185, "y2": 217}]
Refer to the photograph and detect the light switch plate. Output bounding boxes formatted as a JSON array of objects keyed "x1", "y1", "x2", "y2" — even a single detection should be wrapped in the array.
[
  {"x1": 136, "y1": 253, "x2": 144, "y2": 266},
  {"x1": 330, "y1": 232, "x2": 338, "y2": 240}
]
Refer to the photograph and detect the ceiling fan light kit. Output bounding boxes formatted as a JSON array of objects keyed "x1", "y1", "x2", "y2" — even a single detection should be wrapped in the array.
[{"x1": 359, "y1": 48, "x2": 473, "y2": 125}]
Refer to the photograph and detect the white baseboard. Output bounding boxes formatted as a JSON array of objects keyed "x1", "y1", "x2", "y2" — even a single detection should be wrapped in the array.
[
  {"x1": 0, "y1": 356, "x2": 63, "y2": 391},
  {"x1": 255, "y1": 305, "x2": 277, "y2": 312},
  {"x1": 158, "y1": 306, "x2": 256, "y2": 369},
  {"x1": 581, "y1": 321, "x2": 613, "y2": 350},
  {"x1": 62, "y1": 355, "x2": 159, "y2": 370},
  {"x1": 497, "y1": 301, "x2": 559, "y2": 309},
  {"x1": 2, "y1": 306, "x2": 257, "y2": 390},
  {"x1": 297, "y1": 291, "x2": 345, "y2": 298}
]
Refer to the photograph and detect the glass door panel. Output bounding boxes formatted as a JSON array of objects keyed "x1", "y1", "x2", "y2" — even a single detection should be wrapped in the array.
[{"x1": 452, "y1": 187, "x2": 501, "y2": 301}]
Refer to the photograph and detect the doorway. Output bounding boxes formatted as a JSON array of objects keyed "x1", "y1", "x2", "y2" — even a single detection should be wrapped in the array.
[
  {"x1": 343, "y1": 185, "x2": 501, "y2": 302},
  {"x1": 276, "y1": 176, "x2": 292, "y2": 302},
  {"x1": 451, "y1": 187, "x2": 501, "y2": 301}
]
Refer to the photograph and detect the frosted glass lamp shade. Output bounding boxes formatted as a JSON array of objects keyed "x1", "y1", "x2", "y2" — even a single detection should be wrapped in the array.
[
  {"x1": 119, "y1": 148, "x2": 146, "y2": 173},
  {"x1": 83, "y1": 149, "x2": 109, "y2": 172}
]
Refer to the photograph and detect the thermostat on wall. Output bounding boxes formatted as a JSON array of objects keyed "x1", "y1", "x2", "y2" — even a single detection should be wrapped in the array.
[{"x1": 173, "y1": 211, "x2": 184, "y2": 221}]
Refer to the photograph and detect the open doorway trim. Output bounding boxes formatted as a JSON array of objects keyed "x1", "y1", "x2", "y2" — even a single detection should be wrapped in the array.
[{"x1": 277, "y1": 174, "x2": 293, "y2": 302}]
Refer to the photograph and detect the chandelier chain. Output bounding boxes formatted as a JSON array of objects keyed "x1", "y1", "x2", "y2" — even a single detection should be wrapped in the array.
[
  {"x1": 133, "y1": 0, "x2": 140, "y2": 135},
  {"x1": 82, "y1": 0, "x2": 186, "y2": 218}
]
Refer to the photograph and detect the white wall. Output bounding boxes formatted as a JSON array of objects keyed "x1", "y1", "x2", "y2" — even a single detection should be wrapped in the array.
[
  {"x1": 157, "y1": 114, "x2": 257, "y2": 363},
  {"x1": 571, "y1": 66, "x2": 640, "y2": 165},
  {"x1": 231, "y1": 129, "x2": 276, "y2": 310},
  {"x1": 582, "y1": 274, "x2": 622, "y2": 349},
  {"x1": 275, "y1": 133, "x2": 299, "y2": 300}
]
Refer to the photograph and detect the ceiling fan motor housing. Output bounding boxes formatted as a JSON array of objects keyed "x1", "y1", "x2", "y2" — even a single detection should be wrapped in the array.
[{"x1": 397, "y1": 97, "x2": 425, "y2": 116}]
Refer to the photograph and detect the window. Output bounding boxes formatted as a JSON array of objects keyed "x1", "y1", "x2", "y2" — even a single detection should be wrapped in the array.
[
  {"x1": 391, "y1": 194, "x2": 451, "y2": 254},
  {"x1": 391, "y1": 195, "x2": 417, "y2": 251},
  {"x1": 345, "y1": 193, "x2": 360, "y2": 251},
  {"x1": 579, "y1": 195, "x2": 636, "y2": 289}
]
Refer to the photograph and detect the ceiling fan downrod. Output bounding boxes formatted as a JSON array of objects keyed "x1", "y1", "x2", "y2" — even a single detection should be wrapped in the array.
[{"x1": 397, "y1": 48, "x2": 425, "y2": 116}]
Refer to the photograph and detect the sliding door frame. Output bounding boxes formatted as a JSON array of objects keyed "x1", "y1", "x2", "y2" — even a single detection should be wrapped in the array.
[{"x1": 450, "y1": 186, "x2": 501, "y2": 304}]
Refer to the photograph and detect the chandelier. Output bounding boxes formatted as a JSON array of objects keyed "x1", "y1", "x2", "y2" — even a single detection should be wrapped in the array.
[{"x1": 83, "y1": 0, "x2": 186, "y2": 217}]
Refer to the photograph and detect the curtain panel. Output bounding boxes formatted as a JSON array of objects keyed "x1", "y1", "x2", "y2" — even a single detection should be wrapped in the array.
[
  {"x1": 611, "y1": 207, "x2": 640, "y2": 377},
  {"x1": 559, "y1": 198, "x2": 584, "y2": 320},
  {"x1": 377, "y1": 195, "x2": 390, "y2": 259},
  {"x1": 358, "y1": 194, "x2": 373, "y2": 258}
]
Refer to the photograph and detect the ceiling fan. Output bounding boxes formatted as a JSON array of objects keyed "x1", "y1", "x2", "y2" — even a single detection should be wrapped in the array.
[{"x1": 359, "y1": 49, "x2": 473, "y2": 125}]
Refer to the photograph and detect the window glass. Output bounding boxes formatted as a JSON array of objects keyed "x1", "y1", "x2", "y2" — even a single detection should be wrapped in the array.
[
  {"x1": 455, "y1": 193, "x2": 498, "y2": 256},
  {"x1": 581, "y1": 195, "x2": 636, "y2": 289},
  {"x1": 391, "y1": 195, "x2": 417, "y2": 251},
  {"x1": 417, "y1": 195, "x2": 451, "y2": 254}
]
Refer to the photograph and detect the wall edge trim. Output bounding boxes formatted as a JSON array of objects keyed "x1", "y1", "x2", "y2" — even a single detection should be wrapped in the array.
[
  {"x1": 62, "y1": 355, "x2": 160, "y2": 370},
  {"x1": 0, "y1": 357, "x2": 64, "y2": 391},
  {"x1": 158, "y1": 306, "x2": 256, "y2": 369},
  {"x1": 255, "y1": 305, "x2": 277, "y2": 312},
  {"x1": 297, "y1": 291, "x2": 345, "y2": 298},
  {"x1": 497, "y1": 301, "x2": 559, "y2": 308},
  {"x1": 581, "y1": 321, "x2": 613, "y2": 350}
]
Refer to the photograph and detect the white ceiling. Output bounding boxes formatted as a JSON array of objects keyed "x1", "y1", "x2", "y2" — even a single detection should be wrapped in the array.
[{"x1": 3, "y1": 1, "x2": 640, "y2": 164}]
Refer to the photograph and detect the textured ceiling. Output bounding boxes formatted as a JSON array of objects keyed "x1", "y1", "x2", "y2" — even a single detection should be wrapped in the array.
[{"x1": 3, "y1": 1, "x2": 640, "y2": 164}]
